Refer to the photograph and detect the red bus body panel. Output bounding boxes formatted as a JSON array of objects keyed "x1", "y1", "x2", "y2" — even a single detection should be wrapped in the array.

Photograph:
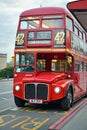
[{"x1": 13, "y1": 7, "x2": 87, "y2": 108}]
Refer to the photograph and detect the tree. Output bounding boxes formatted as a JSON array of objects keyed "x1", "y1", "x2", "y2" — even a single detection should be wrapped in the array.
[{"x1": 0, "y1": 66, "x2": 14, "y2": 79}]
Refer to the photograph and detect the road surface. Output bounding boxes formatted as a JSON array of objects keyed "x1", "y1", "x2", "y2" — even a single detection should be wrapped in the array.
[{"x1": 0, "y1": 79, "x2": 87, "y2": 130}]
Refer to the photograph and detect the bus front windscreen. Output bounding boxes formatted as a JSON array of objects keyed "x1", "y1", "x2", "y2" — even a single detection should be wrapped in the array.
[{"x1": 15, "y1": 53, "x2": 34, "y2": 72}]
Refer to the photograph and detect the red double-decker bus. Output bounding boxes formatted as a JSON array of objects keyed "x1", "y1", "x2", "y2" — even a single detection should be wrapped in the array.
[{"x1": 13, "y1": 7, "x2": 87, "y2": 110}]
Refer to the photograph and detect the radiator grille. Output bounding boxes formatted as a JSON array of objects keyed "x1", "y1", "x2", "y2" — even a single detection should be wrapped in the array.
[
  {"x1": 25, "y1": 84, "x2": 35, "y2": 99},
  {"x1": 25, "y1": 83, "x2": 48, "y2": 100}
]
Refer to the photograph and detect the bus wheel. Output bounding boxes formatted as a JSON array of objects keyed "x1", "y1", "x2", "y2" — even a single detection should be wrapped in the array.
[
  {"x1": 14, "y1": 96, "x2": 26, "y2": 107},
  {"x1": 60, "y1": 88, "x2": 73, "y2": 110}
]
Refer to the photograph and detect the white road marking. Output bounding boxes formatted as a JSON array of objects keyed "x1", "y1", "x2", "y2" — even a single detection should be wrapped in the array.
[
  {"x1": 0, "y1": 91, "x2": 12, "y2": 95},
  {"x1": 0, "y1": 107, "x2": 11, "y2": 112}
]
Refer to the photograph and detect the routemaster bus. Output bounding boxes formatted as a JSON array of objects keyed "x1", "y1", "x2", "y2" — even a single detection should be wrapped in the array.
[{"x1": 13, "y1": 7, "x2": 87, "y2": 110}]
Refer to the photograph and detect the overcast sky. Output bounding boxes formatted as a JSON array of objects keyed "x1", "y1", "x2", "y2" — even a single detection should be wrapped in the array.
[{"x1": 0, "y1": 0, "x2": 74, "y2": 62}]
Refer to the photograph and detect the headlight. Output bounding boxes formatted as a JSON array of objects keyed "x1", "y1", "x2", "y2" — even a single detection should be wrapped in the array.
[
  {"x1": 54, "y1": 87, "x2": 61, "y2": 94},
  {"x1": 15, "y1": 85, "x2": 20, "y2": 91}
]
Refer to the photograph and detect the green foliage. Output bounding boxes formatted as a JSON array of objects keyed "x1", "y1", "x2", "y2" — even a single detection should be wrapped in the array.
[{"x1": 0, "y1": 66, "x2": 14, "y2": 79}]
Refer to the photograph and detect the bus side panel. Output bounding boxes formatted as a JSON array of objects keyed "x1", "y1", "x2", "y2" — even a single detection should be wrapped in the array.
[
  {"x1": 74, "y1": 72, "x2": 86, "y2": 99},
  {"x1": 84, "y1": 71, "x2": 87, "y2": 92}
]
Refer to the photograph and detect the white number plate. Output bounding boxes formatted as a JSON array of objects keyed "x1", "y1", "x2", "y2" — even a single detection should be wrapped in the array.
[{"x1": 29, "y1": 99, "x2": 43, "y2": 104}]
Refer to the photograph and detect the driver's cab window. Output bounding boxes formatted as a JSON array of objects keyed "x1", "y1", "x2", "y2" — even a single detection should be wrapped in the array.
[
  {"x1": 52, "y1": 59, "x2": 67, "y2": 71},
  {"x1": 51, "y1": 57, "x2": 72, "y2": 72}
]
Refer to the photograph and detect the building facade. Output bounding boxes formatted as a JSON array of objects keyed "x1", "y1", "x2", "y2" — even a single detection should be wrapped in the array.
[{"x1": 0, "y1": 53, "x2": 7, "y2": 70}]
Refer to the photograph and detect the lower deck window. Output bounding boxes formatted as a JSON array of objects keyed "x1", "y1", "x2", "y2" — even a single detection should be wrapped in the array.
[{"x1": 15, "y1": 53, "x2": 34, "y2": 72}]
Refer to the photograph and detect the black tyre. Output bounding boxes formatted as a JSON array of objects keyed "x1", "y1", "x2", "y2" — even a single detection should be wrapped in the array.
[
  {"x1": 14, "y1": 96, "x2": 26, "y2": 107},
  {"x1": 60, "y1": 88, "x2": 73, "y2": 110}
]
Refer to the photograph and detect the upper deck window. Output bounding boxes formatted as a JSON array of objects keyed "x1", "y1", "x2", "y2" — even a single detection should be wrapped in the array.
[
  {"x1": 20, "y1": 17, "x2": 40, "y2": 29},
  {"x1": 20, "y1": 15, "x2": 63, "y2": 29},
  {"x1": 74, "y1": 26, "x2": 78, "y2": 35},
  {"x1": 83, "y1": 32, "x2": 86, "y2": 42},
  {"x1": 79, "y1": 30, "x2": 83, "y2": 39},
  {"x1": 42, "y1": 15, "x2": 63, "y2": 28},
  {"x1": 66, "y1": 17, "x2": 73, "y2": 31}
]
